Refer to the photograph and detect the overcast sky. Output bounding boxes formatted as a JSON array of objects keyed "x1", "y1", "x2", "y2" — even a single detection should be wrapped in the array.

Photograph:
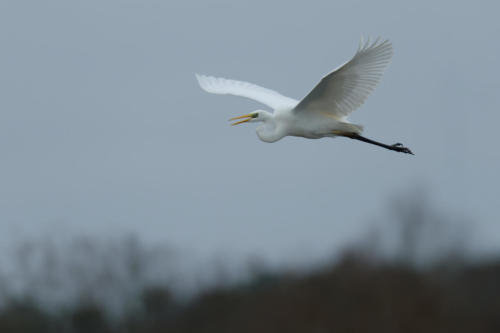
[{"x1": 1, "y1": 0, "x2": 499, "y2": 268}]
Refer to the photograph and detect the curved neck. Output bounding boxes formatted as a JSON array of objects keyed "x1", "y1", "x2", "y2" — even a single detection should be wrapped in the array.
[{"x1": 255, "y1": 115, "x2": 285, "y2": 143}]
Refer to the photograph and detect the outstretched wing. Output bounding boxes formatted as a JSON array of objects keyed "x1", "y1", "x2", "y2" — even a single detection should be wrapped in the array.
[
  {"x1": 294, "y1": 38, "x2": 393, "y2": 118},
  {"x1": 196, "y1": 74, "x2": 299, "y2": 110}
]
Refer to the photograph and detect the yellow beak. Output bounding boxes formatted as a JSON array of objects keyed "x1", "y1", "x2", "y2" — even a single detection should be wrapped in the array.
[{"x1": 229, "y1": 113, "x2": 253, "y2": 126}]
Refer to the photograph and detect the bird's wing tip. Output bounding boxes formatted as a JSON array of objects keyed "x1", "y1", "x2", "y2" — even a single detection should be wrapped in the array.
[{"x1": 195, "y1": 73, "x2": 209, "y2": 88}]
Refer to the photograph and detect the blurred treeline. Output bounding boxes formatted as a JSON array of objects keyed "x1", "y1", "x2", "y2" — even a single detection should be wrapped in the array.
[{"x1": 1, "y1": 191, "x2": 500, "y2": 333}]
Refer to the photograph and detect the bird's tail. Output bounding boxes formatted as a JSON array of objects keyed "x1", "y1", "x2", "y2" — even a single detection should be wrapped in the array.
[{"x1": 337, "y1": 122, "x2": 364, "y2": 134}]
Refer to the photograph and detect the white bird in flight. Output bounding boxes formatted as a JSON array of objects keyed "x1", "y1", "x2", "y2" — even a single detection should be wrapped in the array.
[{"x1": 196, "y1": 37, "x2": 413, "y2": 154}]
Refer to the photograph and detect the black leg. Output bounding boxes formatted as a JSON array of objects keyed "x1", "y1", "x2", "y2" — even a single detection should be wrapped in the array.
[{"x1": 347, "y1": 133, "x2": 414, "y2": 155}]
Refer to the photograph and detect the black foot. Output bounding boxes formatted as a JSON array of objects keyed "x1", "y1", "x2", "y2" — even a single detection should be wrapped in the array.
[{"x1": 390, "y1": 143, "x2": 413, "y2": 155}]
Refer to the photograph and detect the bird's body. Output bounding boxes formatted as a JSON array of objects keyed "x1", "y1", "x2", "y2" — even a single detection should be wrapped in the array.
[
  {"x1": 253, "y1": 109, "x2": 361, "y2": 142},
  {"x1": 196, "y1": 37, "x2": 413, "y2": 154}
]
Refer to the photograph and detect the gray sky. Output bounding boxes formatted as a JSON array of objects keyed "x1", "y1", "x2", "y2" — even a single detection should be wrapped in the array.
[{"x1": 1, "y1": 0, "x2": 499, "y2": 267}]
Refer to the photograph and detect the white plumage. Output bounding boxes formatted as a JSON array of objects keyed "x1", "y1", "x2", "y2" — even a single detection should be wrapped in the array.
[
  {"x1": 195, "y1": 74, "x2": 298, "y2": 110},
  {"x1": 196, "y1": 37, "x2": 413, "y2": 154}
]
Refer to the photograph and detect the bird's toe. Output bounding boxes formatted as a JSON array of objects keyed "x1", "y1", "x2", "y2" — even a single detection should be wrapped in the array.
[
  {"x1": 390, "y1": 143, "x2": 414, "y2": 155},
  {"x1": 400, "y1": 147, "x2": 414, "y2": 155}
]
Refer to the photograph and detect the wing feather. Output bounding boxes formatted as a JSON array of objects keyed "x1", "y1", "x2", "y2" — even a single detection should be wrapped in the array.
[
  {"x1": 294, "y1": 38, "x2": 393, "y2": 118},
  {"x1": 196, "y1": 74, "x2": 298, "y2": 110}
]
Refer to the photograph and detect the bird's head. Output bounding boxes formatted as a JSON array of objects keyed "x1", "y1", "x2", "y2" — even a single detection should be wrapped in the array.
[
  {"x1": 229, "y1": 110, "x2": 271, "y2": 126},
  {"x1": 229, "y1": 110, "x2": 282, "y2": 142}
]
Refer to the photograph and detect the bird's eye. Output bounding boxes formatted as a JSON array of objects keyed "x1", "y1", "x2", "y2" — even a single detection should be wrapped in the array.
[{"x1": 252, "y1": 113, "x2": 258, "y2": 118}]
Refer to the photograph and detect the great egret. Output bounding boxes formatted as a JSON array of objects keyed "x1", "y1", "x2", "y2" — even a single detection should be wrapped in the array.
[{"x1": 196, "y1": 37, "x2": 413, "y2": 154}]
